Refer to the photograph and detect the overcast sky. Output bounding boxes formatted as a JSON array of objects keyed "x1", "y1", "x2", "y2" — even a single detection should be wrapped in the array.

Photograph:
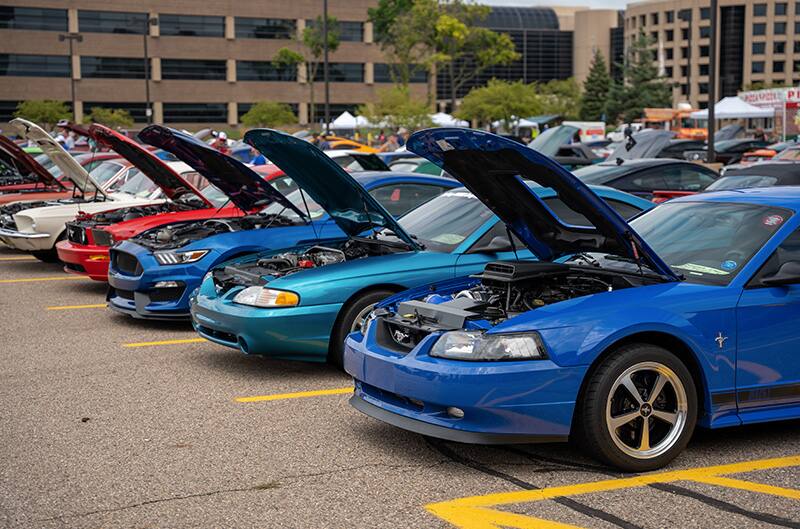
[{"x1": 481, "y1": 0, "x2": 628, "y2": 10}]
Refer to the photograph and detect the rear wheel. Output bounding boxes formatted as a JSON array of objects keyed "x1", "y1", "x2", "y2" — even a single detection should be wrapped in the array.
[
  {"x1": 329, "y1": 289, "x2": 395, "y2": 369},
  {"x1": 578, "y1": 344, "x2": 697, "y2": 471}
]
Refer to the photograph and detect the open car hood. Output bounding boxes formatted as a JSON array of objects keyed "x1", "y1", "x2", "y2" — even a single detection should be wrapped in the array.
[
  {"x1": 608, "y1": 129, "x2": 674, "y2": 160},
  {"x1": 408, "y1": 128, "x2": 679, "y2": 280},
  {"x1": 138, "y1": 125, "x2": 302, "y2": 214},
  {"x1": 0, "y1": 135, "x2": 64, "y2": 189},
  {"x1": 90, "y1": 124, "x2": 212, "y2": 207},
  {"x1": 10, "y1": 118, "x2": 106, "y2": 197},
  {"x1": 245, "y1": 128, "x2": 419, "y2": 249}
]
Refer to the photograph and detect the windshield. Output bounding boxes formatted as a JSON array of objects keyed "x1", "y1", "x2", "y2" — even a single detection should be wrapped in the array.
[
  {"x1": 776, "y1": 148, "x2": 800, "y2": 161},
  {"x1": 392, "y1": 189, "x2": 494, "y2": 252},
  {"x1": 714, "y1": 139, "x2": 742, "y2": 151},
  {"x1": 529, "y1": 126, "x2": 579, "y2": 157},
  {"x1": 115, "y1": 169, "x2": 160, "y2": 198},
  {"x1": 35, "y1": 154, "x2": 57, "y2": 174},
  {"x1": 705, "y1": 175, "x2": 778, "y2": 191},
  {"x1": 572, "y1": 164, "x2": 628, "y2": 185},
  {"x1": 629, "y1": 201, "x2": 790, "y2": 285},
  {"x1": 200, "y1": 184, "x2": 231, "y2": 207},
  {"x1": 261, "y1": 188, "x2": 324, "y2": 220},
  {"x1": 88, "y1": 161, "x2": 123, "y2": 188}
]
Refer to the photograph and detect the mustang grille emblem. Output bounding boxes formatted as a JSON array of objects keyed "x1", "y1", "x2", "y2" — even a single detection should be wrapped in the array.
[
  {"x1": 392, "y1": 329, "x2": 410, "y2": 344},
  {"x1": 715, "y1": 332, "x2": 728, "y2": 349}
]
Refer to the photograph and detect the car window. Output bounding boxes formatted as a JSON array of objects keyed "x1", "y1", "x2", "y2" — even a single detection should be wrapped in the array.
[
  {"x1": 661, "y1": 165, "x2": 717, "y2": 191},
  {"x1": 468, "y1": 220, "x2": 524, "y2": 252},
  {"x1": 331, "y1": 155, "x2": 354, "y2": 168},
  {"x1": 271, "y1": 175, "x2": 297, "y2": 195},
  {"x1": 612, "y1": 169, "x2": 668, "y2": 191},
  {"x1": 775, "y1": 148, "x2": 800, "y2": 161},
  {"x1": 368, "y1": 183, "x2": 446, "y2": 216},
  {"x1": 389, "y1": 161, "x2": 420, "y2": 173},
  {"x1": 88, "y1": 161, "x2": 124, "y2": 188},
  {"x1": 748, "y1": 229, "x2": 800, "y2": 287},
  {"x1": 706, "y1": 175, "x2": 778, "y2": 191}
]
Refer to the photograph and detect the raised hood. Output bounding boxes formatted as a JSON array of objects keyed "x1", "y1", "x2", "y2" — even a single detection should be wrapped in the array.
[
  {"x1": 89, "y1": 124, "x2": 212, "y2": 207},
  {"x1": 408, "y1": 128, "x2": 679, "y2": 280},
  {"x1": 244, "y1": 128, "x2": 419, "y2": 249},
  {"x1": 138, "y1": 125, "x2": 301, "y2": 214},
  {"x1": 0, "y1": 135, "x2": 64, "y2": 189},
  {"x1": 10, "y1": 118, "x2": 106, "y2": 197}
]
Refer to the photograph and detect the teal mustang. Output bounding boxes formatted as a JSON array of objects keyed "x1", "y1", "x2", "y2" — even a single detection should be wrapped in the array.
[{"x1": 189, "y1": 129, "x2": 653, "y2": 366}]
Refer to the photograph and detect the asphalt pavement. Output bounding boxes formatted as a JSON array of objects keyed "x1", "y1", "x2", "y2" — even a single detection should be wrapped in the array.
[{"x1": 1, "y1": 245, "x2": 798, "y2": 529}]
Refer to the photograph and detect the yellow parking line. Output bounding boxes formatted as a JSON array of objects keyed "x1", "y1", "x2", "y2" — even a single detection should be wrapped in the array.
[
  {"x1": 123, "y1": 338, "x2": 207, "y2": 348},
  {"x1": 426, "y1": 454, "x2": 800, "y2": 529},
  {"x1": 0, "y1": 256, "x2": 36, "y2": 261},
  {"x1": 236, "y1": 387, "x2": 352, "y2": 403},
  {"x1": 0, "y1": 276, "x2": 88, "y2": 284},
  {"x1": 46, "y1": 303, "x2": 107, "y2": 311}
]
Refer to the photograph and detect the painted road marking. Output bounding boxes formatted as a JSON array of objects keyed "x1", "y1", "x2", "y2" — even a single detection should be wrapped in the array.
[
  {"x1": 46, "y1": 303, "x2": 106, "y2": 311},
  {"x1": 426, "y1": 454, "x2": 800, "y2": 529},
  {"x1": 0, "y1": 256, "x2": 37, "y2": 261},
  {"x1": 123, "y1": 338, "x2": 207, "y2": 348},
  {"x1": 236, "y1": 387, "x2": 352, "y2": 403},
  {"x1": 0, "y1": 276, "x2": 88, "y2": 284}
]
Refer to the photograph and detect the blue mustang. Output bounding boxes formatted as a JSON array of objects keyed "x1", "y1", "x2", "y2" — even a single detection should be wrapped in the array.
[
  {"x1": 106, "y1": 127, "x2": 458, "y2": 319},
  {"x1": 345, "y1": 128, "x2": 800, "y2": 471},
  {"x1": 189, "y1": 129, "x2": 652, "y2": 366}
]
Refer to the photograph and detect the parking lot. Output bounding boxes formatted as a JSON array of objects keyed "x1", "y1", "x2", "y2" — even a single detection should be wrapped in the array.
[{"x1": 1, "y1": 245, "x2": 798, "y2": 529}]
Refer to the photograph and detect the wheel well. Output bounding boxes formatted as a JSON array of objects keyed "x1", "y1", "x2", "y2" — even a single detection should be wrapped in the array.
[
  {"x1": 573, "y1": 332, "x2": 707, "y2": 426},
  {"x1": 327, "y1": 283, "x2": 406, "y2": 354}
]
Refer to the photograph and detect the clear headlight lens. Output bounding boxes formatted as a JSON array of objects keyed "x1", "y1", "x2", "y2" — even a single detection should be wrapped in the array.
[
  {"x1": 429, "y1": 331, "x2": 547, "y2": 361},
  {"x1": 154, "y1": 250, "x2": 209, "y2": 265},
  {"x1": 232, "y1": 286, "x2": 300, "y2": 308}
]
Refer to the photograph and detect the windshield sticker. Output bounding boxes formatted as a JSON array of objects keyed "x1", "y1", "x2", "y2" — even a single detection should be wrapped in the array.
[
  {"x1": 431, "y1": 233, "x2": 466, "y2": 245},
  {"x1": 762, "y1": 214, "x2": 784, "y2": 227},
  {"x1": 435, "y1": 139, "x2": 454, "y2": 151},
  {"x1": 721, "y1": 260, "x2": 738, "y2": 271},
  {"x1": 674, "y1": 263, "x2": 730, "y2": 275}
]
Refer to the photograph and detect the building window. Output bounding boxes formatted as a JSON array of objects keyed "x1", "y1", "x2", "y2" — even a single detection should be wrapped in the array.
[
  {"x1": 699, "y1": 82, "x2": 708, "y2": 94},
  {"x1": 629, "y1": 17, "x2": 635, "y2": 28},
  {"x1": 796, "y1": 41, "x2": 800, "y2": 53},
  {"x1": 678, "y1": 9, "x2": 691, "y2": 21},
  {"x1": 752, "y1": 61, "x2": 765, "y2": 73},
  {"x1": 795, "y1": 60, "x2": 800, "y2": 73},
  {"x1": 700, "y1": 45, "x2": 709, "y2": 57},
  {"x1": 665, "y1": 66, "x2": 673, "y2": 76},
  {"x1": 753, "y1": 4, "x2": 767, "y2": 16},
  {"x1": 85, "y1": 102, "x2": 148, "y2": 122},
  {"x1": 235, "y1": 17, "x2": 295, "y2": 39},
  {"x1": 700, "y1": 7, "x2": 710, "y2": 19},
  {"x1": 699, "y1": 26, "x2": 710, "y2": 38},
  {"x1": 699, "y1": 63, "x2": 709, "y2": 75},
  {"x1": 680, "y1": 65, "x2": 688, "y2": 77},
  {"x1": 312, "y1": 63, "x2": 363, "y2": 82},
  {"x1": 796, "y1": 21, "x2": 800, "y2": 33},
  {"x1": 651, "y1": 31, "x2": 658, "y2": 41},
  {"x1": 774, "y1": 61, "x2": 785, "y2": 73},
  {"x1": 238, "y1": 102, "x2": 298, "y2": 121},
  {"x1": 753, "y1": 42, "x2": 765, "y2": 54},
  {"x1": 681, "y1": 27, "x2": 689, "y2": 40},
  {"x1": 651, "y1": 13, "x2": 659, "y2": 24},
  {"x1": 306, "y1": 19, "x2": 363, "y2": 42},
  {"x1": 163, "y1": 103, "x2": 227, "y2": 123},
  {"x1": 374, "y1": 64, "x2": 427, "y2": 83},
  {"x1": 0, "y1": 6, "x2": 67, "y2": 31},
  {"x1": 752, "y1": 23, "x2": 766, "y2": 35},
  {"x1": 639, "y1": 14, "x2": 646, "y2": 26},
  {"x1": 159, "y1": 14, "x2": 224, "y2": 37},
  {"x1": 310, "y1": 103, "x2": 359, "y2": 123},
  {"x1": 81, "y1": 56, "x2": 146, "y2": 78},
  {"x1": 237, "y1": 61, "x2": 296, "y2": 81},
  {"x1": 666, "y1": 47, "x2": 674, "y2": 59},
  {"x1": 79, "y1": 10, "x2": 147, "y2": 34},
  {"x1": 775, "y1": 22, "x2": 786, "y2": 35},
  {"x1": 681, "y1": 47, "x2": 689, "y2": 59},
  {"x1": 774, "y1": 41, "x2": 786, "y2": 54},
  {"x1": 666, "y1": 29, "x2": 674, "y2": 41},
  {"x1": 161, "y1": 59, "x2": 226, "y2": 80},
  {"x1": 680, "y1": 84, "x2": 689, "y2": 95},
  {"x1": 666, "y1": 11, "x2": 674, "y2": 23},
  {"x1": 775, "y1": 2, "x2": 787, "y2": 15},
  {"x1": 0, "y1": 54, "x2": 69, "y2": 77}
]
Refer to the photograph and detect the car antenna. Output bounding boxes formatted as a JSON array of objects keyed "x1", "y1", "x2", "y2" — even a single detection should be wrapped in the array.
[{"x1": 505, "y1": 225, "x2": 519, "y2": 261}]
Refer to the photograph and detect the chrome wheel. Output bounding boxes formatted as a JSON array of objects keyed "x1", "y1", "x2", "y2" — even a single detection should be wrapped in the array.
[
  {"x1": 605, "y1": 361, "x2": 688, "y2": 460},
  {"x1": 350, "y1": 303, "x2": 376, "y2": 333}
]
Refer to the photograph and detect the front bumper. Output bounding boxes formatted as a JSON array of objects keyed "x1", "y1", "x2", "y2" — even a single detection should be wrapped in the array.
[
  {"x1": 0, "y1": 228, "x2": 51, "y2": 251},
  {"x1": 343, "y1": 323, "x2": 585, "y2": 443},
  {"x1": 56, "y1": 240, "x2": 110, "y2": 281},
  {"x1": 190, "y1": 290, "x2": 343, "y2": 362}
]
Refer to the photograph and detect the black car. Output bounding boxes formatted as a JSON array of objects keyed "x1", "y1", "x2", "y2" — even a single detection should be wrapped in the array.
[
  {"x1": 656, "y1": 139, "x2": 708, "y2": 159},
  {"x1": 684, "y1": 139, "x2": 772, "y2": 165},
  {"x1": 573, "y1": 158, "x2": 720, "y2": 200},
  {"x1": 706, "y1": 162, "x2": 800, "y2": 191}
]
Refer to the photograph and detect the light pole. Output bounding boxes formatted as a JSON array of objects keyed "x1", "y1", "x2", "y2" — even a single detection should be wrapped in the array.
[
  {"x1": 59, "y1": 33, "x2": 83, "y2": 123},
  {"x1": 143, "y1": 16, "x2": 158, "y2": 124},
  {"x1": 707, "y1": 0, "x2": 718, "y2": 163},
  {"x1": 322, "y1": 0, "x2": 330, "y2": 134}
]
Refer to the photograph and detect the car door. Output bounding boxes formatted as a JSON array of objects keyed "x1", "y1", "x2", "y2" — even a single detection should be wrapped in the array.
[{"x1": 736, "y1": 227, "x2": 800, "y2": 420}]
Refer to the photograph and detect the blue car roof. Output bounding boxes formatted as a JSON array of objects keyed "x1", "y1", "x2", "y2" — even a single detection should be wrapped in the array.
[{"x1": 669, "y1": 186, "x2": 800, "y2": 211}]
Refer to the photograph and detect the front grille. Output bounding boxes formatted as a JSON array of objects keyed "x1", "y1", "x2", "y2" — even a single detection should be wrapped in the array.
[
  {"x1": 64, "y1": 262, "x2": 85, "y2": 273},
  {"x1": 197, "y1": 325, "x2": 237, "y2": 344},
  {"x1": 66, "y1": 223, "x2": 87, "y2": 245},
  {"x1": 91, "y1": 228, "x2": 113, "y2": 247},
  {"x1": 376, "y1": 318, "x2": 431, "y2": 353},
  {"x1": 113, "y1": 251, "x2": 142, "y2": 275},
  {"x1": 149, "y1": 286, "x2": 185, "y2": 302},
  {"x1": 114, "y1": 288, "x2": 135, "y2": 300}
]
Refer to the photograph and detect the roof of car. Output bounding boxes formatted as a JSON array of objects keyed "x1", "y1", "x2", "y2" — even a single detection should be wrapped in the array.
[
  {"x1": 597, "y1": 158, "x2": 693, "y2": 168},
  {"x1": 671, "y1": 186, "x2": 800, "y2": 209},
  {"x1": 724, "y1": 162, "x2": 800, "y2": 180},
  {"x1": 350, "y1": 171, "x2": 456, "y2": 187}
]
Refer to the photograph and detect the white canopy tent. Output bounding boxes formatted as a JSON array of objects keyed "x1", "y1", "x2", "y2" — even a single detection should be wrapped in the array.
[
  {"x1": 328, "y1": 111, "x2": 371, "y2": 130},
  {"x1": 690, "y1": 97, "x2": 774, "y2": 120},
  {"x1": 430, "y1": 112, "x2": 469, "y2": 127}
]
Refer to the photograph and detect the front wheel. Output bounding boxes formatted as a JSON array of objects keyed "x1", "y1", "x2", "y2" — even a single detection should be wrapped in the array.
[
  {"x1": 32, "y1": 248, "x2": 59, "y2": 263},
  {"x1": 577, "y1": 344, "x2": 697, "y2": 472},
  {"x1": 329, "y1": 289, "x2": 395, "y2": 369}
]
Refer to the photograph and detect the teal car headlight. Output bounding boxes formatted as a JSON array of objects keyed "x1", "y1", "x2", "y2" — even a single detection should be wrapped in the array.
[
  {"x1": 154, "y1": 249, "x2": 209, "y2": 265},
  {"x1": 232, "y1": 286, "x2": 300, "y2": 308},
  {"x1": 430, "y1": 331, "x2": 547, "y2": 361}
]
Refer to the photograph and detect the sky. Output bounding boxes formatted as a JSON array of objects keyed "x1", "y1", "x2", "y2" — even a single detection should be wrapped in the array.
[{"x1": 481, "y1": 0, "x2": 629, "y2": 10}]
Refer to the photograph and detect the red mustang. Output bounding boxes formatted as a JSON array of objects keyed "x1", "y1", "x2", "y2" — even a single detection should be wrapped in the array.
[{"x1": 56, "y1": 125, "x2": 288, "y2": 281}]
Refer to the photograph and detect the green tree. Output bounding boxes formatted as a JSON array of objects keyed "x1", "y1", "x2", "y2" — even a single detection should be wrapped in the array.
[
  {"x1": 368, "y1": 0, "x2": 414, "y2": 45},
  {"x1": 303, "y1": 16, "x2": 341, "y2": 124},
  {"x1": 536, "y1": 78, "x2": 581, "y2": 120},
  {"x1": 617, "y1": 31, "x2": 673, "y2": 123},
  {"x1": 455, "y1": 79, "x2": 542, "y2": 129},
  {"x1": 14, "y1": 100, "x2": 70, "y2": 130},
  {"x1": 357, "y1": 86, "x2": 433, "y2": 130},
  {"x1": 580, "y1": 50, "x2": 612, "y2": 121},
  {"x1": 240, "y1": 102, "x2": 297, "y2": 128},
  {"x1": 87, "y1": 107, "x2": 134, "y2": 129}
]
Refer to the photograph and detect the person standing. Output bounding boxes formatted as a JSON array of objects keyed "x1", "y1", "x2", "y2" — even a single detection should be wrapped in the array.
[{"x1": 212, "y1": 132, "x2": 230, "y2": 155}]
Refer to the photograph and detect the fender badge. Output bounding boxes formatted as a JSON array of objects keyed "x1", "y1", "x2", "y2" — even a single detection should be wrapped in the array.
[{"x1": 715, "y1": 332, "x2": 728, "y2": 349}]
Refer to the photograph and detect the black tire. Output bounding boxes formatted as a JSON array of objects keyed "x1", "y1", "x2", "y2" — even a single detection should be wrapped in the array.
[
  {"x1": 328, "y1": 289, "x2": 395, "y2": 369},
  {"x1": 32, "y1": 248, "x2": 60, "y2": 263},
  {"x1": 577, "y1": 344, "x2": 697, "y2": 472}
]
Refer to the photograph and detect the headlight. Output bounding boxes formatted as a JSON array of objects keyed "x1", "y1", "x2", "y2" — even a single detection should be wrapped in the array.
[
  {"x1": 154, "y1": 250, "x2": 209, "y2": 265},
  {"x1": 429, "y1": 331, "x2": 547, "y2": 361},
  {"x1": 232, "y1": 286, "x2": 299, "y2": 308}
]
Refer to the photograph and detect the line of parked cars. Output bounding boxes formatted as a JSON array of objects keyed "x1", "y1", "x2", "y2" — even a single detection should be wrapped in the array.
[{"x1": 2, "y1": 118, "x2": 799, "y2": 472}]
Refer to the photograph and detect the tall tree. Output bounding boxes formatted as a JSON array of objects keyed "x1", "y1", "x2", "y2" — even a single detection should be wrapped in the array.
[
  {"x1": 357, "y1": 86, "x2": 432, "y2": 130},
  {"x1": 537, "y1": 78, "x2": 581, "y2": 120},
  {"x1": 87, "y1": 107, "x2": 134, "y2": 129},
  {"x1": 455, "y1": 79, "x2": 542, "y2": 129},
  {"x1": 14, "y1": 100, "x2": 70, "y2": 130},
  {"x1": 580, "y1": 50, "x2": 611, "y2": 121},
  {"x1": 618, "y1": 31, "x2": 673, "y2": 123},
  {"x1": 240, "y1": 102, "x2": 297, "y2": 128}
]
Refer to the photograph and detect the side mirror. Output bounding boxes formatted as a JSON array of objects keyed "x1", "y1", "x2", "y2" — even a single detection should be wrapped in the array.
[
  {"x1": 761, "y1": 261, "x2": 800, "y2": 287},
  {"x1": 472, "y1": 236, "x2": 513, "y2": 254}
]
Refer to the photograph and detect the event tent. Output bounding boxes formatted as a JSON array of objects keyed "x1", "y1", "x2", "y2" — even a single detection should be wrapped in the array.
[{"x1": 690, "y1": 97, "x2": 774, "y2": 120}]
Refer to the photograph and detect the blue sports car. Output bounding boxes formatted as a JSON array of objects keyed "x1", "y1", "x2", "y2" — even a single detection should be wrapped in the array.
[
  {"x1": 107, "y1": 127, "x2": 458, "y2": 319},
  {"x1": 189, "y1": 130, "x2": 652, "y2": 366},
  {"x1": 345, "y1": 128, "x2": 800, "y2": 471}
]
